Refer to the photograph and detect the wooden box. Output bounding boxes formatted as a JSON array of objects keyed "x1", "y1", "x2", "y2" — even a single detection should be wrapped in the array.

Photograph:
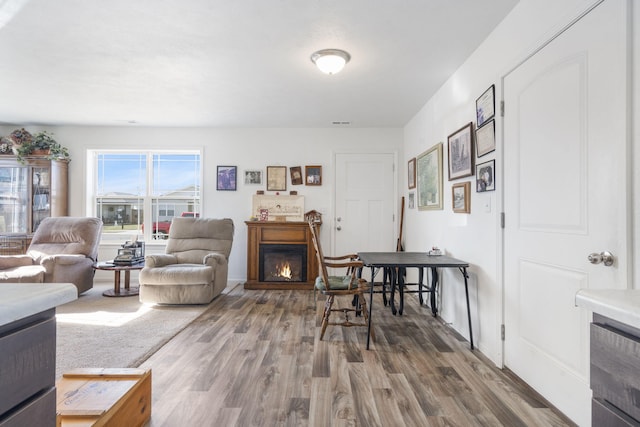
[{"x1": 56, "y1": 368, "x2": 151, "y2": 427}]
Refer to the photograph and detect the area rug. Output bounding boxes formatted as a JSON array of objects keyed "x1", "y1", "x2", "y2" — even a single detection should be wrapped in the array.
[{"x1": 55, "y1": 282, "x2": 214, "y2": 379}]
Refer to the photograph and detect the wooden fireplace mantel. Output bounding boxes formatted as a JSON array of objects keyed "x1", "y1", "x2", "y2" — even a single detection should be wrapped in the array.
[{"x1": 244, "y1": 221, "x2": 318, "y2": 290}]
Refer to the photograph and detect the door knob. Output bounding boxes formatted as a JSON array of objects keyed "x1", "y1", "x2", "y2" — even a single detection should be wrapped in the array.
[
  {"x1": 588, "y1": 251, "x2": 614, "y2": 266},
  {"x1": 336, "y1": 226, "x2": 342, "y2": 231}
]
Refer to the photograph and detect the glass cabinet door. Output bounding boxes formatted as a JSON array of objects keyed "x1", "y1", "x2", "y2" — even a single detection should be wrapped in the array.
[
  {"x1": 0, "y1": 165, "x2": 28, "y2": 233},
  {"x1": 32, "y1": 166, "x2": 51, "y2": 231}
]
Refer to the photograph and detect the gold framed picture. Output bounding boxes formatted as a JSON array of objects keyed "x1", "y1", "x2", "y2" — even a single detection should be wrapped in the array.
[
  {"x1": 417, "y1": 143, "x2": 443, "y2": 210},
  {"x1": 452, "y1": 181, "x2": 471, "y2": 213}
]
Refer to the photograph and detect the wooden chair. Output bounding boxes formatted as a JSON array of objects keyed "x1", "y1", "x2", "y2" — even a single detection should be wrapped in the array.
[{"x1": 308, "y1": 220, "x2": 375, "y2": 342}]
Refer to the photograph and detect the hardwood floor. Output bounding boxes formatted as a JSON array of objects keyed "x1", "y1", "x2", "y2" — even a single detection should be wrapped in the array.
[{"x1": 140, "y1": 283, "x2": 575, "y2": 426}]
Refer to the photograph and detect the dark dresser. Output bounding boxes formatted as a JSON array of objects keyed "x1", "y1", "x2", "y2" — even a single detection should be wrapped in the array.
[
  {"x1": 0, "y1": 283, "x2": 76, "y2": 427},
  {"x1": 576, "y1": 289, "x2": 640, "y2": 426}
]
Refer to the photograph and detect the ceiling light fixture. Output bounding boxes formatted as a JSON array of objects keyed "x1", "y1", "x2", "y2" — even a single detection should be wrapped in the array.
[{"x1": 310, "y1": 49, "x2": 351, "y2": 75}]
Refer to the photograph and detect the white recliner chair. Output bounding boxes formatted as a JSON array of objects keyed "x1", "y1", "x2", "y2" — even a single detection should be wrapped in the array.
[
  {"x1": 0, "y1": 216, "x2": 103, "y2": 295},
  {"x1": 138, "y1": 217, "x2": 234, "y2": 304}
]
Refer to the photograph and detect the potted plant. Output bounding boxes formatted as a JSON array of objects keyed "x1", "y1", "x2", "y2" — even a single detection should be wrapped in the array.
[
  {"x1": 15, "y1": 130, "x2": 70, "y2": 163},
  {"x1": 31, "y1": 131, "x2": 57, "y2": 154}
]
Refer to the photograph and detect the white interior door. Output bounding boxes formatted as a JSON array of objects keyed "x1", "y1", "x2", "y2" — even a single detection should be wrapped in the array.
[
  {"x1": 334, "y1": 153, "x2": 396, "y2": 269},
  {"x1": 503, "y1": 1, "x2": 629, "y2": 425}
]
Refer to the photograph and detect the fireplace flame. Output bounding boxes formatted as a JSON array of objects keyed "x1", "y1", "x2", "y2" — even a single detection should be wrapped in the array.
[{"x1": 276, "y1": 262, "x2": 292, "y2": 279}]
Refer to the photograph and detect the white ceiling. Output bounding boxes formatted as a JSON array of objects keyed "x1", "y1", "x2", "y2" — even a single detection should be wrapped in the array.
[{"x1": 0, "y1": 0, "x2": 519, "y2": 128}]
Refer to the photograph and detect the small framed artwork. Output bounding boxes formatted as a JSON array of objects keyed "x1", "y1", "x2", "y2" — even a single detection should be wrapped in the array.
[
  {"x1": 290, "y1": 166, "x2": 303, "y2": 185},
  {"x1": 216, "y1": 166, "x2": 237, "y2": 191},
  {"x1": 417, "y1": 142, "x2": 443, "y2": 210},
  {"x1": 244, "y1": 169, "x2": 262, "y2": 185},
  {"x1": 408, "y1": 158, "x2": 416, "y2": 189},
  {"x1": 448, "y1": 122, "x2": 475, "y2": 181},
  {"x1": 305, "y1": 165, "x2": 322, "y2": 186},
  {"x1": 266, "y1": 166, "x2": 287, "y2": 191},
  {"x1": 476, "y1": 84, "x2": 495, "y2": 127},
  {"x1": 408, "y1": 192, "x2": 415, "y2": 209},
  {"x1": 476, "y1": 159, "x2": 495, "y2": 192},
  {"x1": 476, "y1": 119, "x2": 495, "y2": 157},
  {"x1": 452, "y1": 181, "x2": 471, "y2": 213}
]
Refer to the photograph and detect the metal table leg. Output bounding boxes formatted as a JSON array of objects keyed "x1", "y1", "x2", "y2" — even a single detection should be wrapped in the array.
[
  {"x1": 366, "y1": 266, "x2": 377, "y2": 350},
  {"x1": 460, "y1": 266, "x2": 474, "y2": 349},
  {"x1": 418, "y1": 267, "x2": 424, "y2": 305},
  {"x1": 429, "y1": 267, "x2": 439, "y2": 316},
  {"x1": 398, "y1": 267, "x2": 406, "y2": 315}
]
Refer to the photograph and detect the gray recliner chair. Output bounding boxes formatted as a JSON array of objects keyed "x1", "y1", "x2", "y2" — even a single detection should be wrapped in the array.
[
  {"x1": 0, "y1": 216, "x2": 103, "y2": 295},
  {"x1": 138, "y1": 217, "x2": 234, "y2": 305}
]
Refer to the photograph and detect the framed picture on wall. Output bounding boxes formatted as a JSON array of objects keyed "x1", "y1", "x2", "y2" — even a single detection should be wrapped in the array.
[
  {"x1": 266, "y1": 166, "x2": 287, "y2": 191},
  {"x1": 448, "y1": 122, "x2": 474, "y2": 180},
  {"x1": 476, "y1": 119, "x2": 495, "y2": 157},
  {"x1": 216, "y1": 166, "x2": 237, "y2": 191},
  {"x1": 408, "y1": 157, "x2": 416, "y2": 189},
  {"x1": 244, "y1": 169, "x2": 262, "y2": 185},
  {"x1": 305, "y1": 165, "x2": 322, "y2": 186},
  {"x1": 476, "y1": 159, "x2": 495, "y2": 192},
  {"x1": 417, "y1": 142, "x2": 443, "y2": 210},
  {"x1": 476, "y1": 84, "x2": 495, "y2": 127},
  {"x1": 290, "y1": 166, "x2": 303, "y2": 185},
  {"x1": 452, "y1": 181, "x2": 471, "y2": 213}
]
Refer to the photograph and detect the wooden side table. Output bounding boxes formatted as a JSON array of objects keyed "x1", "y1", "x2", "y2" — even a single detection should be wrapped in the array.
[{"x1": 93, "y1": 261, "x2": 145, "y2": 297}]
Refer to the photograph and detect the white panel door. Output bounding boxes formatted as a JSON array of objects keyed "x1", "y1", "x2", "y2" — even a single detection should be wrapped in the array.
[
  {"x1": 503, "y1": 1, "x2": 629, "y2": 425},
  {"x1": 334, "y1": 153, "x2": 395, "y2": 268}
]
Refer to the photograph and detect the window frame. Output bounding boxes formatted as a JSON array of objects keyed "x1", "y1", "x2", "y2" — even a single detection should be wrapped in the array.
[{"x1": 87, "y1": 148, "x2": 203, "y2": 243}]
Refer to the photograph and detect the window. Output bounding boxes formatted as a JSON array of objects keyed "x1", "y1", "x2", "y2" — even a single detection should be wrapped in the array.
[{"x1": 91, "y1": 151, "x2": 201, "y2": 241}]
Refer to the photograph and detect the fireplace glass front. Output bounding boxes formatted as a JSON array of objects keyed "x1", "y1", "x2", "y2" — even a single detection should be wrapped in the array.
[{"x1": 259, "y1": 244, "x2": 307, "y2": 282}]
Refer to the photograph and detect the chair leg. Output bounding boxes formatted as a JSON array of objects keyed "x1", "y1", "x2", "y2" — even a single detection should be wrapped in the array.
[
  {"x1": 320, "y1": 294, "x2": 334, "y2": 340},
  {"x1": 359, "y1": 290, "x2": 375, "y2": 342}
]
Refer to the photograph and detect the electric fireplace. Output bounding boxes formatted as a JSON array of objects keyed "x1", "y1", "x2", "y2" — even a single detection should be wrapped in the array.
[
  {"x1": 259, "y1": 244, "x2": 307, "y2": 282},
  {"x1": 244, "y1": 221, "x2": 318, "y2": 290}
]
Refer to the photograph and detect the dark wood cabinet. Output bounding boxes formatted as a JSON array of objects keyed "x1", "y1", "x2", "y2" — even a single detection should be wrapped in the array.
[{"x1": 590, "y1": 313, "x2": 640, "y2": 426}]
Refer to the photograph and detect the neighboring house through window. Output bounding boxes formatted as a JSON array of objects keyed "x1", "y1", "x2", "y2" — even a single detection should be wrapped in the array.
[{"x1": 89, "y1": 150, "x2": 201, "y2": 242}]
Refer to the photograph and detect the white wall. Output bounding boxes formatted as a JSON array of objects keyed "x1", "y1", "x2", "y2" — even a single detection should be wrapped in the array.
[
  {"x1": 0, "y1": 125, "x2": 402, "y2": 283},
  {"x1": 402, "y1": 0, "x2": 633, "y2": 365},
  {"x1": 633, "y1": 1, "x2": 640, "y2": 288}
]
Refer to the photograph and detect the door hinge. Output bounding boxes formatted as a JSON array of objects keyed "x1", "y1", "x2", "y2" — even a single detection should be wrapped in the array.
[
  {"x1": 500, "y1": 212, "x2": 505, "y2": 228},
  {"x1": 501, "y1": 324, "x2": 505, "y2": 341},
  {"x1": 500, "y1": 100, "x2": 505, "y2": 117}
]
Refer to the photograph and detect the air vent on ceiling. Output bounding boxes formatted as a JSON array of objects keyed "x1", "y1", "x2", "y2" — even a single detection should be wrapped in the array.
[{"x1": 331, "y1": 121, "x2": 351, "y2": 126}]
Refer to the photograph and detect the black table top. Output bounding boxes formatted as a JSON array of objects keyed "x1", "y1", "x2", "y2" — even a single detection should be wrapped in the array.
[
  {"x1": 94, "y1": 260, "x2": 145, "y2": 270},
  {"x1": 357, "y1": 252, "x2": 469, "y2": 268}
]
